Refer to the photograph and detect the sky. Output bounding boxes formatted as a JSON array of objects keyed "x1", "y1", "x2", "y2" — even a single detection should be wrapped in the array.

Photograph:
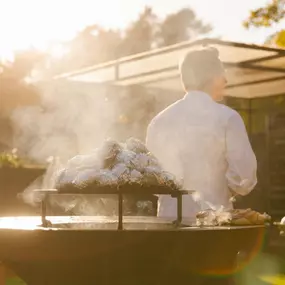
[{"x1": 0, "y1": 0, "x2": 281, "y2": 59}]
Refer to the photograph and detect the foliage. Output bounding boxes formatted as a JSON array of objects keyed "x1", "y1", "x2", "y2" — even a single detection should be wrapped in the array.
[
  {"x1": 120, "y1": 7, "x2": 158, "y2": 56},
  {"x1": 67, "y1": 25, "x2": 122, "y2": 69},
  {"x1": 44, "y1": 6, "x2": 211, "y2": 74},
  {"x1": 0, "y1": 149, "x2": 21, "y2": 168},
  {"x1": 0, "y1": 49, "x2": 46, "y2": 80},
  {"x1": 244, "y1": 0, "x2": 285, "y2": 47},
  {"x1": 0, "y1": 6, "x2": 211, "y2": 77},
  {"x1": 275, "y1": 29, "x2": 285, "y2": 46},
  {"x1": 0, "y1": 49, "x2": 44, "y2": 116},
  {"x1": 157, "y1": 8, "x2": 212, "y2": 47},
  {"x1": 244, "y1": 0, "x2": 284, "y2": 28}
]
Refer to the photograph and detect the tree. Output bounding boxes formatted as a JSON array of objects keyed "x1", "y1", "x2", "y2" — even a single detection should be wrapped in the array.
[
  {"x1": 158, "y1": 8, "x2": 212, "y2": 47},
  {"x1": 265, "y1": 30, "x2": 285, "y2": 46},
  {"x1": 244, "y1": 0, "x2": 285, "y2": 47},
  {"x1": 67, "y1": 24, "x2": 122, "y2": 68},
  {"x1": 38, "y1": 25, "x2": 123, "y2": 77},
  {"x1": 0, "y1": 49, "x2": 46, "y2": 81},
  {"x1": 0, "y1": 49, "x2": 44, "y2": 151},
  {"x1": 44, "y1": 6, "x2": 212, "y2": 76},
  {"x1": 120, "y1": 6, "x2": 211, "y2": 55},
  {"x1": 0, "y1": 50, "x2": 43, "y2": 115},
  {"x1": 120, "y1": 7, "x2": 158, "y2": 56}
]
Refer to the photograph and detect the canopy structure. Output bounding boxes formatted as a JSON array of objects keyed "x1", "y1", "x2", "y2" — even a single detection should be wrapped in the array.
[{"x1": 56, "y1": 38, "x2": 285, "y2": 98}]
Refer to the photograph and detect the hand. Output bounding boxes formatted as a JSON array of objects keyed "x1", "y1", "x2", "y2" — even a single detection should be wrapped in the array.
[{"x1": 229, "y1": 190, "x2": 239, "y2": 203}]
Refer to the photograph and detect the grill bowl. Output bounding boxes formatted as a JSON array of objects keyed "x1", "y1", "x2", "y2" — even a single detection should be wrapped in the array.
[{"x1": 0, "y1": 216, "x2": 266, "y2": 285}]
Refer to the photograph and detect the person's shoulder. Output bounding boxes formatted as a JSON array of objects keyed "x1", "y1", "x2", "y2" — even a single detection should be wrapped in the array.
[
  {"x1": 216, "y1": 103, "x2": 247, "y2": 132},
  {"x1": 216, "y1": 103, "x2": 241, "y2": 121},
  {"x1": 147, "y1": 110, "x2": 163, "y2": 133},
  {"x1": 149, "y1": 99, "x2": 182, "y2": 126}
]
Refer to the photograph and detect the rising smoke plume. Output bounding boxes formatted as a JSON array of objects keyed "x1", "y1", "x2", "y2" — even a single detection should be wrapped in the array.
[
  {"x1": 11, "y1": 79, "x2": 122, "y2": 164},
  {"x1": 11, "y1": 79, "x2": 173, "y2": 215}
]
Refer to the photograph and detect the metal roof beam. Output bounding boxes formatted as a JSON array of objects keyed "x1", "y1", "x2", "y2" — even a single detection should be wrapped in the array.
[
  {"x1": 227, "y1": 76, "x2": 285, "y2": 89},
  {"x1": 239, "y1": 54, "x2": 285, "y2": 65},
  {"x1": 225, "y1": 62, "x2": 285, "y2": 74},
  {"x1": 114, "y1": 63, "x2": 285, "y2": 84}
]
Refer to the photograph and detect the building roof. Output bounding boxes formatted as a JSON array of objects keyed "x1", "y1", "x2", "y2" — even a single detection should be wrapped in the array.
[{"x1": 56, "y1": 38, "x2": 285, "y2": 98}]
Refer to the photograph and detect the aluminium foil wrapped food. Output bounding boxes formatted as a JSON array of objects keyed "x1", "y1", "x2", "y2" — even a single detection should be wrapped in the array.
[
  {"x1": 73, "y1": 169, "x2": 118, "y2": 189},
  {"x1": 131, "y1": 153, "x2": 151, "y2": 171},
  {"x1": 125, "y1": 137, "x2": 149, "y2": 154},
  {"x1": 56, "y1": 137, "x2": 181, "y2": 192},
  {"x1": 116, "y1": 150, "x2": 136, "y2": 167},
  {"x1": 129, "y1": 169, "x2": 143, "y2": 183},
  {"x1": 99, "y1": 139, "x2": 123, "y2": 169}
]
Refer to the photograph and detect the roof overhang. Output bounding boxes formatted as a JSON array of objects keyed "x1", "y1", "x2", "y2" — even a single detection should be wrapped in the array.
[{"x1": 56, "y1": 38, "x2": 285, "y2": 99}]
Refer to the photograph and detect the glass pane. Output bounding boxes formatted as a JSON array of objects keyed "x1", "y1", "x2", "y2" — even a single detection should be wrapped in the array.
[{"x1": 251, "y1": 111, "x2": 266, "y2": 134}]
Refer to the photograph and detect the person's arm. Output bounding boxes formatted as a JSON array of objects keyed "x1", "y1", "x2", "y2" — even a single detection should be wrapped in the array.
[{"x1": 225, "y1": 112, "x2": 257, "y2": 196}]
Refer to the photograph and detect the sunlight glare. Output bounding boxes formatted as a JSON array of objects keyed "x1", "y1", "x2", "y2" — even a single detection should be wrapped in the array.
[
  {"x1": 0, "y1": 0, "x2": 129, "y2": 60},
  {"x1": 0, "y1": 47, "x2": 14, "y2": 62},
  {"x1": 49, "y1": 44, "x2": 69, "y2": 59}
]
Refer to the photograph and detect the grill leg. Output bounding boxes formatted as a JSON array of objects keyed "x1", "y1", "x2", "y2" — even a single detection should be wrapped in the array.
[
  {"x1": 118, "y1": 193, "x2": 123, "y2": 230},
  {"x1": 41, "y1": 199, "x2": 47, "y2": 227}
]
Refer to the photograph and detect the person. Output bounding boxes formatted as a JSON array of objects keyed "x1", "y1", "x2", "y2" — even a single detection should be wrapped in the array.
[{"x1": 146, "y1": 46, "x2": 257, "y2": 219}]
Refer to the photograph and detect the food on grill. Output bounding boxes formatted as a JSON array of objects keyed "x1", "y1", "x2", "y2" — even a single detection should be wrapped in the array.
[
  {"x1": 129, "y1": 169, "x2": 143, "y2": 183},
  {"x1": 125, "y1": 137, "x2": 149, "y2": 154},
  {"x1": 222, "y1": 209, "x2": 269, "y2": 226},
  {"x1": 196, "y1": 209, "x2": 231, "y2": 226},
  {"x1": 276, "y1": 216, "x2": 285, "y2": 236},
  {"x1": 196, "y1": 208, "x2": 271, "y2": 226},
  {"x1": 55, "y1": 138, "x2": 182, "y2": 192}
]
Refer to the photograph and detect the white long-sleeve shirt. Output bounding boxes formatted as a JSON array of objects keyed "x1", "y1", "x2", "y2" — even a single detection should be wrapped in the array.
[{"x1": 146, "y1": 91, "x2": 257, "y2": 219}]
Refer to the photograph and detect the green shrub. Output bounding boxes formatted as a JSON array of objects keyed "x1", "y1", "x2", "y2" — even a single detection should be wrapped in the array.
[{"x1": 0, "y1": 149, "x2": 21, "y2": 168}]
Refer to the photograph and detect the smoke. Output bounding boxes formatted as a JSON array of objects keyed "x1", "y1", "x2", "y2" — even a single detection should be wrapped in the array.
[
  {"x1": 10, "y1": 79, "x2": 126, "y2": 213},
  {"x1": 10, "y1": 81, "x2": 173, "y2": 163},
  {"x1": 19, "y1": 157, "x2": 62, "y2": 207},
  {"x1": 11, "y1": 79, "x2": 175, "y2": 216},
  {"x1": 11, "y1": 79, "x2": 122, "y2": 164},
  {"x1": 192, "y1": 190, "x2": 236, "y2": 226}
]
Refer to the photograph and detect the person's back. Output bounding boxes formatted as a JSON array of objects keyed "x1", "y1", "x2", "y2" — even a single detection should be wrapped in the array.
[{"x1": 146, "y1": 46, "x2": 257, "y2": 219}]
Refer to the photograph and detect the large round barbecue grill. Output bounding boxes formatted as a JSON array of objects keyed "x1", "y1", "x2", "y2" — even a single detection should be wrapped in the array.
[{"x1": 0, "y1": 185, "x2": 266, "y2": 285}]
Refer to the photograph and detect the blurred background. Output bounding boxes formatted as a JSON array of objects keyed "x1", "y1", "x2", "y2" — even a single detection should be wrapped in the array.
[{"x1": 0, "y1": 0, "x2": 284, "y2": 161}]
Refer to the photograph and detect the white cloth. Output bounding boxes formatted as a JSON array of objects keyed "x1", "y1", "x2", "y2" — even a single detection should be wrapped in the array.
[{"x1": 146, "y1": 91, "x2": 257, "y2": 218}]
